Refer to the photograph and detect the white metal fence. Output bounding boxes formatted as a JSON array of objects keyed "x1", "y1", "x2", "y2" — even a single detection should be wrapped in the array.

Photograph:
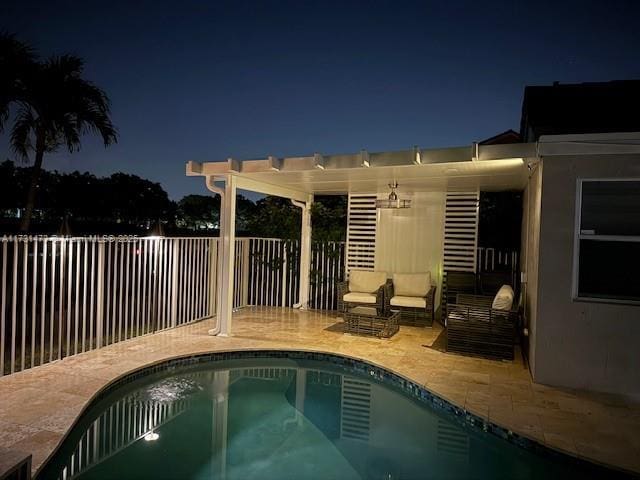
[
  {"x1": 476, "y1": 247, "x2": 519, "y2": 274},
  {"x1": 0, "y1": 235, "x2": 516, "y2": 378},
  {"x1": 309, "y1": 241, "x2": 346, "y2": 311},
  {"x1": 0, "y1": 236, "x2": 346, "y2": 377},
  {"x1": 0, "y1": 236, "x2": 215, "y2": 376},
  {"x1": 243, "y1": 238, "x2": 345, "y2": 311}
]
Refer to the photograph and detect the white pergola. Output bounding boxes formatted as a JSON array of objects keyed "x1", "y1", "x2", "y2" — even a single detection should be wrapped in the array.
[{"x1": 186, "y1": 142, "x2": 536, "y2": 336}]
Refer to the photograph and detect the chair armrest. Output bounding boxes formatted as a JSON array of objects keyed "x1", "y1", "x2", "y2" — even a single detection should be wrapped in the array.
[
  {"x1": 337, "y1": 281, "x2": 349, "y2": 312},
  {"x1": 455, "y1": 293, "x2": 494, "y2": 308},
  {"x1": 425, "y1": 285, "x2": 436, "y2": 301},
  {"x1": 375, "y1": 283, "x2": 387, "y2": 306},
  {"x1": 384, "y1": 280, "x2": 394, "y2": 300},
  {"x1": 381, "y1": 280, "x2": 393, "y2": 313}
]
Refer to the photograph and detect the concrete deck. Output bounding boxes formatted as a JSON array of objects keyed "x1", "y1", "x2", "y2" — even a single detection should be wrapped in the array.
[{"x1": 0, "y1": 307, "x2": 639, "y2": 477}]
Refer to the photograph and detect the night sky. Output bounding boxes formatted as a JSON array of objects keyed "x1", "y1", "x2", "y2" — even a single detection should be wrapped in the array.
[{"x1": 1, "y1": 0, "x2": 639, "y2": 200}]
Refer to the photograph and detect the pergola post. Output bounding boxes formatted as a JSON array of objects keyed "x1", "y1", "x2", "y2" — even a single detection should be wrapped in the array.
[
  {"x1": 211, "y1": 370, "x2": 229, "y2": 477},
  {"x1": 216, "y1": 175, "x2": 237, "y2": 336},
  {"x1": 293, "y1": 194, "x2": 313, "y2": 309}
]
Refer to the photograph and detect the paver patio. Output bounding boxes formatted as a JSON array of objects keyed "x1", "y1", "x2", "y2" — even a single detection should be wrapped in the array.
[{"x1": 0, "y1": 307, "x2": 639, "y2": 477}]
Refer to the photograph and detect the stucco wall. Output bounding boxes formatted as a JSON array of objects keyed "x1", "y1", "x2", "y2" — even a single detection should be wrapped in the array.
[
  {"x1": 534, "y1": 154, "x2": 640, "y2": 396},
  {"x1": 521, "y1": 164, "x2": 543, "y2": 377}
]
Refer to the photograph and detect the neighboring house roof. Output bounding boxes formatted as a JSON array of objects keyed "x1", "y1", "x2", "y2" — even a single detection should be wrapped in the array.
[
  {"x1": 478, "y1": 129, "x2": 521, "y2": 145},
  {"x1": 520, "y1": 80, "x2": 640, "y2": 141}
]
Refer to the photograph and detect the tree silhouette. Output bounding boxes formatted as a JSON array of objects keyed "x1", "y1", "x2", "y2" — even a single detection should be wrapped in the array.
[
  {"x1": 4, "y1": 51, "x2": 117, "y2": 231},
  {"x1": 0, "y1": 32, "x2": 36, "y2": 134}
]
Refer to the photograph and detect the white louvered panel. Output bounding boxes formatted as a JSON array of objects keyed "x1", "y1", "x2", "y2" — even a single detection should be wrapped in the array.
[
  {"x1": 340, "y1": 377, "x2": 371, "y2": 442},
  {"x1": 443, "y1": 190, "x2": 479, "y2": 273},
  {"x1": 346, "y1": 194, "x2": 377, "y2": 273},
  {"x1": 437, "y1": 419, "x2": 469, "y2": 459}
]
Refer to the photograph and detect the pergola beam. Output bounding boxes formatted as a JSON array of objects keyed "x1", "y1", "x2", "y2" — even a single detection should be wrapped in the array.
[
  {"x1": 233, "y1": 176, "x2": 309, "y2": 203},
  {"x1": 186, "y1": 143, "x2": 537, "y2": 179}
]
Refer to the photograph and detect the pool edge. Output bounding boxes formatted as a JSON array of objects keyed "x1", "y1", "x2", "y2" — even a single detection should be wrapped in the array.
[{"x1": 34, "y1": 347, "x2": 638, "y2": 479}]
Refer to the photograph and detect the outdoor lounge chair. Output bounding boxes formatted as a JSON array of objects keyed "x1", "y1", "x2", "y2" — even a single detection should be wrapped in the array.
[
  {"x1": 445, "y1": 285, "x2": 518, "y2": 360},
  {"x1": 386, "y1": 272, "x2": 436, "y2": 326},
  {"x1": 337, "y1": 270, "x2": 388, "y2": 314}
]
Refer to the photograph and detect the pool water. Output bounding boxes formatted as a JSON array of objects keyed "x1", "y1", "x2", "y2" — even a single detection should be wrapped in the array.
[{"x1": 40, "y1": 356, "x2": 625, "y2": 480}]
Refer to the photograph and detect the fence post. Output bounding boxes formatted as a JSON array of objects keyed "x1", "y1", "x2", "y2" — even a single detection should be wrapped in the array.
[
  {"x1": 95, "y1": 241, "x2": 105, "y2": 348},
  {"x1": 171, "y1": 239, "x2": 179, "y2": 328},
  {"x1": 208, "y1": 238, "x2": 218, "y2": 318},
  {"x1": 281, "y1": 243, "x2": 287, "y2": 307},
  {"x1": 240, "y1": 238, "x2": 249, "y2": 308}
]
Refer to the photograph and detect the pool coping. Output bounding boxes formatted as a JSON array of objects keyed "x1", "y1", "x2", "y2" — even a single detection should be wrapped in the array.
[{"x1": 34, "y1": 348, "x2": 639, "y2": 479}]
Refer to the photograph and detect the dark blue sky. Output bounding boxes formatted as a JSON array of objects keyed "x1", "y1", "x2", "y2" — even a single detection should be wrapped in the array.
[{"x1": 2, "y1": 0, "x2": 639, "y2": 199}]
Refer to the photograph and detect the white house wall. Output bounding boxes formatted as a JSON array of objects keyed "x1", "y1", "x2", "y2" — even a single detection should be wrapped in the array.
[
  {"x1": 534, "y1": 154, "x2": 640, "y2": 396},
  {"x1": 374, "y1": 192, "x2": 445, "y2": 308},
  {"x1": 521, "y1": 164, "x2": 543, "y2": 378}
]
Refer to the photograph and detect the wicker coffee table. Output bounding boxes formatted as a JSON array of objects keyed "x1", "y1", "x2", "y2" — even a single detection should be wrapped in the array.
[{"x1": 343, "y1": 307, "x2": 400, "y2": 338}]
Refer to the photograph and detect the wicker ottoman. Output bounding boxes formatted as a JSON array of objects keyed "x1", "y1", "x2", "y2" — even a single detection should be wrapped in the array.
[{"x1": 344, "y1": 307, "x2": 400, "y2": 338}]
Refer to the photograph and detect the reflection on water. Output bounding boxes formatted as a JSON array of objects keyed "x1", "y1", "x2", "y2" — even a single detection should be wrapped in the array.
[{"x1": 41, "y1": 359, "x2": 612, "y2": 480}]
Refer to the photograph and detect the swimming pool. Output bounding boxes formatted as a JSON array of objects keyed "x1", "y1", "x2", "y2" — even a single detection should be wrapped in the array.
[{"x1": 39, "y1": 351, "x2": 628, "y2": 479}]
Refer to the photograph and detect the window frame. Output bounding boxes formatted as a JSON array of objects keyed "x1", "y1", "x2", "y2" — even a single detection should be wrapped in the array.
[{"x1": 572, "y1": 177, "x2": 640, "y2": 306}]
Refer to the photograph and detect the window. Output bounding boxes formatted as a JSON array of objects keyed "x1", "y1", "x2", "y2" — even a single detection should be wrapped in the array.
[{"x1": 574, "y1": 179, "x2": 640, "y2": 304}]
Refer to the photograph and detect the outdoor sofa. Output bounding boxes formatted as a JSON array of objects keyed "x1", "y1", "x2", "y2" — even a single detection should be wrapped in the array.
[{"x1": 445, "y1": 284, "x2": 518, "y2": 360}]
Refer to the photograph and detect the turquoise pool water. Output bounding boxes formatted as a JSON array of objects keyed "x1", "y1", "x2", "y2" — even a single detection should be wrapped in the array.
[{"x1": 40, "y1": 355, "x2": 626, "y2": 480}]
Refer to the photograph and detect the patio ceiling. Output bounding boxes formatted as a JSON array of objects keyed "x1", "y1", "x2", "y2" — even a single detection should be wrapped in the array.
[{"x1": 187, "y1": 142, "x2": 537, "y2": 196}]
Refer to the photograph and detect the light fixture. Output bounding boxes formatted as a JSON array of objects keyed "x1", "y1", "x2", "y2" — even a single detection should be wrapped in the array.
[
  {"x1": 313, "y1": 153, "x2": 325, "y2": 170},
  {"x1": 268, "y1": 156, "x2": 281, "y2": 171},
  {"x1": 413, "y1": 145, "x2": 421, "y2": 165},
  {"x1": 376, "y1": 182, "x2": 411, "y2": 209},
  {"x1": 144, "y1": 431, "x2": 160, "y2": 441},
  {"x1": 360, "y1": 149, "x2": 370, "y2": 168},
  {"x1": 148, "y1": 219, "x2": 165, "y2": 237}
]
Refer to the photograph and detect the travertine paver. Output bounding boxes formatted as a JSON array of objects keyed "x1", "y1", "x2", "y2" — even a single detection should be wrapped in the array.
[{"x1": 0, "y1": 307, "x2": 639, "y2": 476}]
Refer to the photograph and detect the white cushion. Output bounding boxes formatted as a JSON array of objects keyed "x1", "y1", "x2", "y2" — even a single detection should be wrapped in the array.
[
  {"x1": 390, "y1": 296, "x2": 427, "y2": 308},
  {"x1": 492, "y1": 285, "x2": 515, "y2": 311},
  {"x1": 348, "y1": 270, "x2": 387, "y2": 294},
  {"x1": 343, "y1": 292, "x2": 377, "y2": 304},
  {"x1": 393, "y1": 272, "x2": 431, "y2": 297}
]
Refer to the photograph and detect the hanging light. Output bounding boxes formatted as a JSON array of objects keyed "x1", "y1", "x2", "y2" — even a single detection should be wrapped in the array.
[{"x1": 376, "y1": 182, "x2": 411, "y2": 209}]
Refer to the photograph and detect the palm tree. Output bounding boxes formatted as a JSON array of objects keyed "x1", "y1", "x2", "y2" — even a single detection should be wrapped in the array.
[
  {"x1": 9, "y1": 54, "x2": 117, "y2": 231},
  {"x1": 0, "y1": 32, "x2": 36, "y2": 134}
]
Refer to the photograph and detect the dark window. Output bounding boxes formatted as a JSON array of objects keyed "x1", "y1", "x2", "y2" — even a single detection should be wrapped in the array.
[
  {"x1": 575, "y1": 180, "x2": 640, "y2": 303},
  {"x1": 580, "y1": 181, "x2": 640, "y2": 236}
]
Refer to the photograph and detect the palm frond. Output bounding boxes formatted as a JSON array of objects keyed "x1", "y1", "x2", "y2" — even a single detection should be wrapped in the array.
[
  {"x1": 0, "y1": 32, "x2": 36, "y2": 62},
  {"x1": 6, "y1": 49, "x2": 118, "y2": 158},
  {"x1": 0, "y1": 32, "x2": 37, "y2": 133},
  {"x1": 10, "y1": 105, "x2": 36, "y2": 161}
]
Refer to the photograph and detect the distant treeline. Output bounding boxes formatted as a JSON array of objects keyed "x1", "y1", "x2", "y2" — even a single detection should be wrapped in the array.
[{"x1": 0, "y1": 160, "x2": 347, "y2": 240}]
